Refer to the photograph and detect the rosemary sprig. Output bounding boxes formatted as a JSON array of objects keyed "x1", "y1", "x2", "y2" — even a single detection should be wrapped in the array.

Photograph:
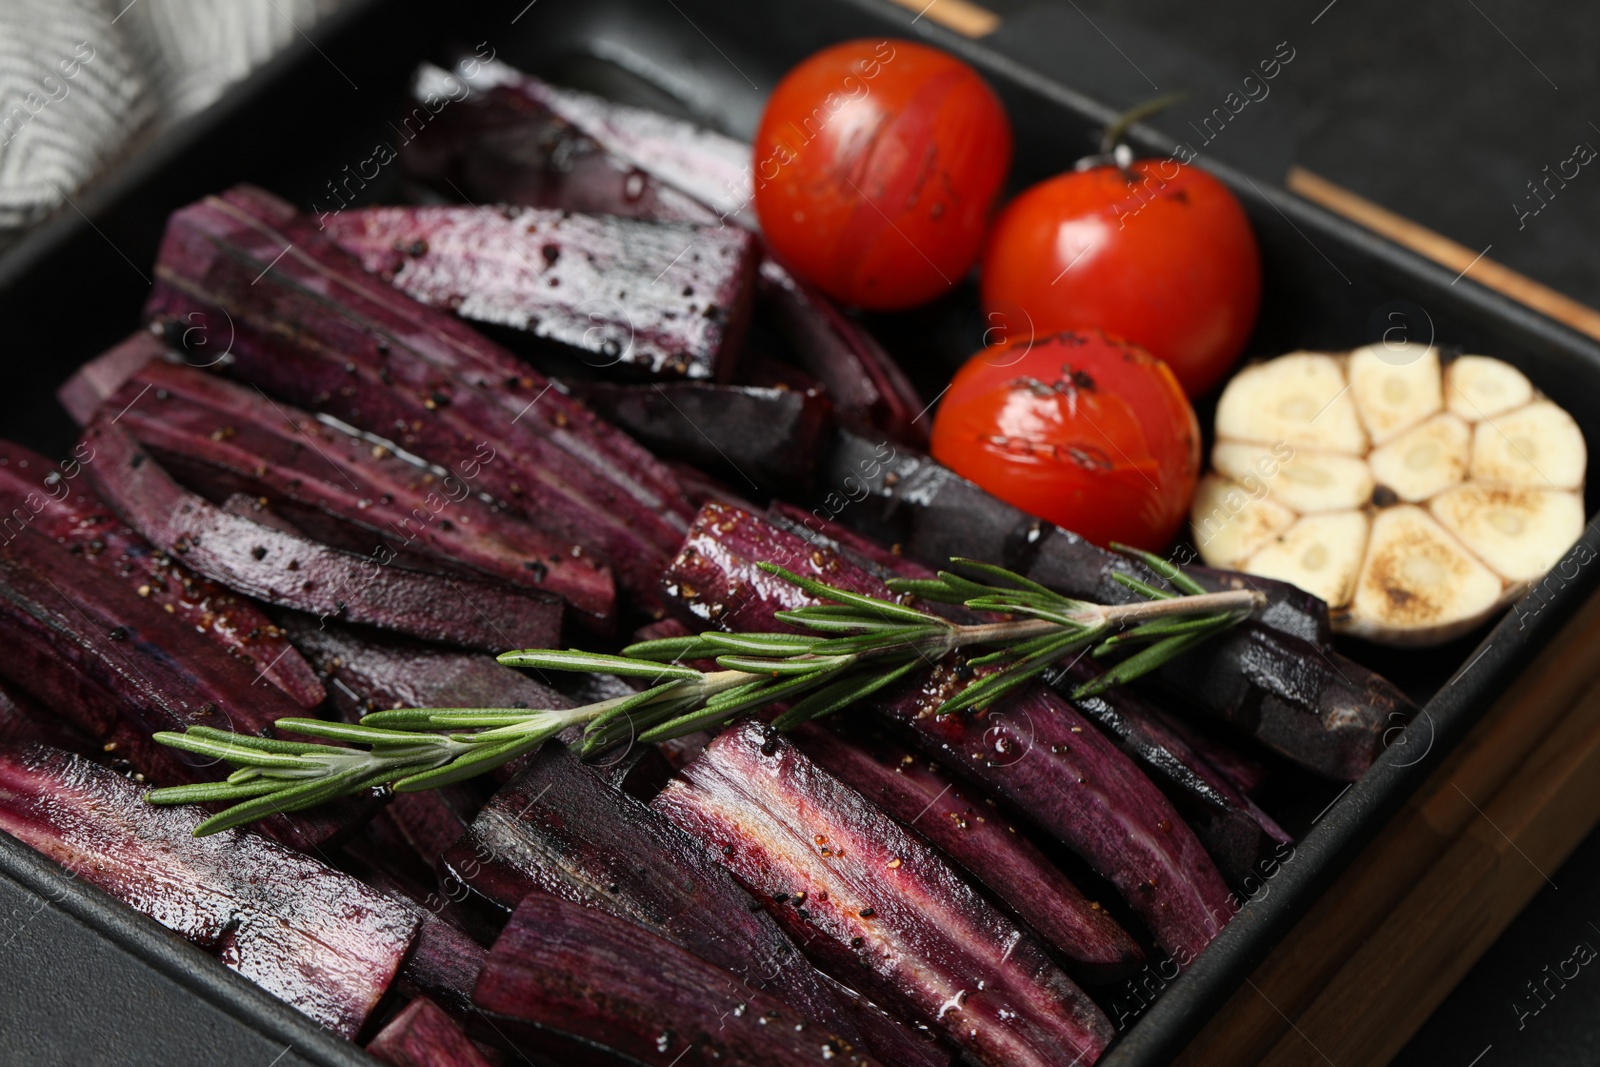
[{"x1": 148, "y1": 555, "x2": 1261, "y2": 834}]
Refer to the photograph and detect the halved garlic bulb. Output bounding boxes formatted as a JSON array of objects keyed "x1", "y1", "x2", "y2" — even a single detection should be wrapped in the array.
[{"x1": 1193, "y1": 346, "x2": 1587, "y2": 645}]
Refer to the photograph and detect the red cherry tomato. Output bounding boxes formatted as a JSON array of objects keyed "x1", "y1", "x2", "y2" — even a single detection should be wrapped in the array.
[
  {"x1": 980, "y1": 160, "x2": 1261, "y2": 398},
  {"x1": 753, "y1": 39, "x2": 1012, "y2": 310},
  {"x1": 930, "y1": 330, "x2": 1199, "y2": 550}
]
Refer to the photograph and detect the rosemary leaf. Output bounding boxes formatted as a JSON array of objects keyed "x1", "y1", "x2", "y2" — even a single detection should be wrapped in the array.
[
  {"x1": 697, "y1": 678, "x2": 769, "y2": 711},
  {"x1": 966, "y1": 626, "x2": 1092, "y2": 667},
  {"x1": 714, "y1": 653, "x2": 857, "y2": 675},
  {"x1": 273, "y1": 718, "x2": 451, "y2": 748},
  {"x1": 146, "y1": 779, "x2": 288, "y2": 806},
  {"x1": 756, "y1": 563, "x2": 931, "y2": 623},
  {"x1": 777, "y1": 604, "x2": 897, "y2": 618},
  {"x1": 581, "y1": 692, "x2": 706, "y2": 754},
  {"x1": 772, "y1": 610, "x2": 926, "y2": 634},
  {"x1": 180, "y1": 728, "x2": 332, "y2": 756},
  {"x1": 806, "y1": 625, "x2": 945, "y2": 657},
  {"x1": 697, "y1": 670, "x2": 829, "y2": 718},
  {"x1": 149, "y1": 731, "x2": 322, "y2": 770},
  {"x1": 697, "y1": 632, "x2": 824, "y2": 655},
  {"x1": 361, "y1": 708, "x2": 549, "y2": 730},
  {"x1": 581, "y1": 681, "x2": 693, "y2": 735},
  {"x1": 959, "y1": 599, "x2": 1085, "y2": 627},
  {"x1": 938, "y1": 631, "x2": 1090, "y2": 714},
  {"x1": 631, "y1": 708, "x2": 740, "y2": 744},
  {"x1": 1112, "y1": 544, "x2": 1209, "y2": 597},
  {"x1": 770, "y1": 659, "x2": 924, "y2": 730},
  {"x1": 190, "y1": 766, "x2": 379, "y2": 836},
  {"x1": 1111, "y1": 572, "x2": 1179, "y2": 601},
  {"x1": 498, "y1": 649, "x2": 704, "y2": 681},
  {"x1": 879, "y1": 578, "x2": 967, "y2": 604},
  {"x1": 1096, "y1": 612, "x2": 1239, "y2": 650},
  {"x1": 392, "y1": 735, "x2": 548, "y2": 793},
  {"x1": 634, "y1": 670, "x2": 826, "y2": 742},
  {"x1": 621, "y1": 635, "x2": 726, "y2": 661},
  {"x1": 1072, "y1": 628, "x2": 1216, "y2": 698},
  {"x1": 945, "y1": 558, "x2": 1061, "y2": 597}
]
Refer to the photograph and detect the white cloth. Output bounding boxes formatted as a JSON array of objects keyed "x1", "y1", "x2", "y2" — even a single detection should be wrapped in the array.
[{"x1": 0, "y1": 0, "x2": 346, "y2": 236}]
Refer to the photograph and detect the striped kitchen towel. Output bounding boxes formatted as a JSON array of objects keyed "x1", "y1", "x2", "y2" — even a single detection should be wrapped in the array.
[{"x1": 0, "y1": 0, "x2": 346, "y2": 239}]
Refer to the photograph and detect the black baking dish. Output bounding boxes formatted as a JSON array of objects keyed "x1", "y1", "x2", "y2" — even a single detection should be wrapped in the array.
[{"x1": 2, "y1": 0, "x2": 1599, "y2": 1063}]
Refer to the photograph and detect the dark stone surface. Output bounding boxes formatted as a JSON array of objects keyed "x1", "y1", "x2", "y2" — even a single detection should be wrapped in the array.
[{"x1": 989, "y1": 0, "x2": 1600, "y2": 308}]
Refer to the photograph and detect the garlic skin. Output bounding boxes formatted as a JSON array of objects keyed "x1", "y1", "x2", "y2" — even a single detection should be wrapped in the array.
[{"x1": 1193, "y1": 346, "x2": 1587, "y2": 646}]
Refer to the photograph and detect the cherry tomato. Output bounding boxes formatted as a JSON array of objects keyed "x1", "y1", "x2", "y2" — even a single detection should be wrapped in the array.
[
  {"x1": 753, "y1": 39, "x2": 1012, "y2": 311},
  {"x1": 980, "y1": 159, "x2": 1261, "y2": 398},
  {"x1": 930, "y1": 330, "x2": 1199, "y2": 550}
]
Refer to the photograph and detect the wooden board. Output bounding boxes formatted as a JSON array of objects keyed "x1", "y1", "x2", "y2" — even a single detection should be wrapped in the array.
[
  {"x1": 882, "y1": 0, "x2": 1001, "y2": 37},
  {"x1": 1288, "y1": 167, "x2": 1600, "y2": 343}
]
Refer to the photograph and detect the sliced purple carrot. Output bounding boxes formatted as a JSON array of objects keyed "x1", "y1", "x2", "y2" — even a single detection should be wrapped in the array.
[
  {"x1": 84, "y1": 421, "x2": 563, "y2": 652},
  {"x1": 473, "y1": 890, "x2": 880, "y2": 1067},
  {"x1": 324, "y1": 205, "x2": 757, "y2": 381},
  {"x1": 653, "y1": 721, "x2": 1114, "y2": 1067},
  {"x1": 0, "y1": 744, "x2": 417, "y2": 1036}
]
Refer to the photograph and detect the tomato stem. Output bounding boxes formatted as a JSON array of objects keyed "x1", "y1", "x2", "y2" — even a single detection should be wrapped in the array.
[{"x1": 1098, "y1": 91, "x2": 1190, "y2": 156}]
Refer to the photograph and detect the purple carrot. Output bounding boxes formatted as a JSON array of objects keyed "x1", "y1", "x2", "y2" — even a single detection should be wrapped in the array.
[
  {"x1": 434, "y1": 60, "x2": 927, "y2": 440},
  {"x1": 767, "y1": 500, "x2": 1290, "y2": 878},
  {"x1": 0, "y1": 432, "x2": 325, "y2": 708},
  {"x1": 661, "y1": 502, "x2": 1236, "y2": 960},
  {"x1": 279, "y1": 611, "x2": 671, "y2": 800},
  {"x1": 452, "y1": 61, "x2": 758, "y2": 227},
  {"x1": 83, "y1": 421, "x2": 562, "y2": 652},
  {"x1": 569, "y1": 379, "x2": 834, "y2": 490},
  {"x1": 444, "y1": 743, "x2": 870, "y2": 1053},
  {"x1": 143, "y1": 185, "x2": 693, "y2": 609},
  {"x1": 222, "y1": 493, "x2": 305, "y2": 534},
  {"x1": 0, "y1": 518, "x2": 364, "y2": 851},
  {"x1": 387, "y1": 789, "x2": 482, "y2": 874},
  {"x1": 1164, "y1": 622, "x2": 1406, "y2": 781},
  {"x1": 404, "y1": 61, "x2": 929, "y2": 446},
  {"x1": 654, "y1": 721, "x2": 1115, "y2": 1067},
  {"x1": 790, "y1": 723, "x2": 1142, "y2": 982},
  {"x1": 814, "y1": 975, "x2": 954, "y2": 1067},
  {"x1": 473, "y1": 890, "x2": 881, "y2": 1067},
  {"x1": 1155, "y1": 708, "x2": 1271, "y2": 797},
  {"x1": 274, "y1": 611, "x2": 626, "y2": 785},
  {"x1": 0, "y1": 678, "x2": 89, "y2": 750},
  {"x1": 338, "y1": 808, "x2": 451, "y2": 909},
  {"x1": 767, "y1": 500, "x2": 916, "y2": 574},
  {"x1": 1048, "y1": 661, "x2": 1291, "y2": 886},
  {"x1": 819, "y1": 430, "x2": 1412, "y2": 779},
  {"x1": 323, "y1": 205, "x2": 758, "y2": 381},
  {"x1": 56, "y1": 328, "x2": 162, "y2": 426},
  {"x1": 163, "y1": 182, "x2": 692, "y2": 542},
  {"x1": 368, "y1": 997, "x2": 495, "y2": 1067},
  {"x1": 394, "y1": 914, "x2": 489, "y2": 1026},
  {"x1": 822, "y1": 429, "x2": 1328, "y2": 640},
  {"x1": 0, "y1": 744, "x2": 417, "y2": 1036},
  {"x1": 278, "y1": 612, "x2": 565, "y2": 719},
  {"x1": 756, "y1": 261, "x2": 929, "y2": 446},
  {"x1": 101, "y1": 355, "x2": 615, "y2": 628},
  {"x1": 366, "y1": 872, "x2": 490, "y2": 1025},
  {"x1": 403, "y1": 63, "x2": 726, "y2": 227}
]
